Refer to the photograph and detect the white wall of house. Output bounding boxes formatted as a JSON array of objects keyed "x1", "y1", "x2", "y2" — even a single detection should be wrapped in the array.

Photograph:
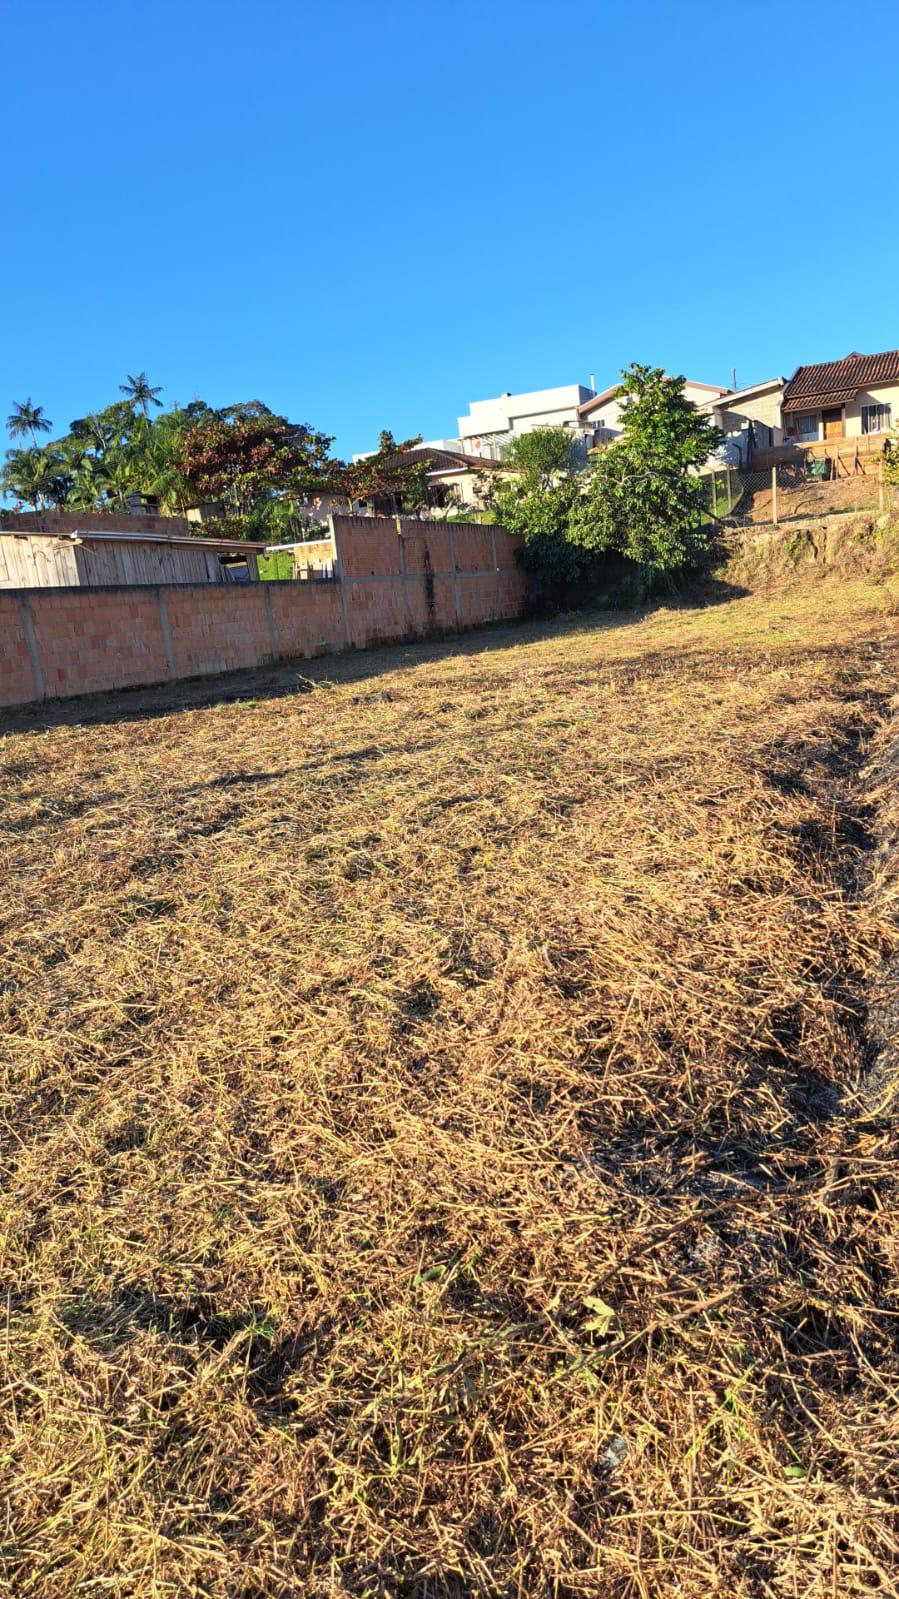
[
  {"x1": 844, "y1": 384, "x2": 897, "y2": 436},
  {"x1": 458, "y1": 384, "x2": 594, "y2": 457}
]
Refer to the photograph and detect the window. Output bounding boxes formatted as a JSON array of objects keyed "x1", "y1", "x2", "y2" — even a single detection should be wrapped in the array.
[
  {"x1": 794, "y1": 413, "x2": 819, "y2": 441},
  {"x1": 862, "y1": 403, "x2": 891, "y2": 435}
]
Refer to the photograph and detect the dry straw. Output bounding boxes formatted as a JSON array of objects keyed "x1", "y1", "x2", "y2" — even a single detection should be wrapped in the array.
[{"x1": 2, "y1": 575, "x2": 899, "y2": 1597}]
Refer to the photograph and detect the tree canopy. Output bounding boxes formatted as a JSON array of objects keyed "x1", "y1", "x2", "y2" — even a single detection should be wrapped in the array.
[
  {"x1": 2, "y1": 378, "x2": 345, "y2": 538},
  {"x1": 485, "y1": 370, "x2": 723, "y2": 594},
  {"x1": 343, "y1": 431, "x2": 434, "y2": 514},
  {"x1": 6, "y1": 399, "x2": 52, "y2": 444},
  {"x1": 568, "y1": 365, "x2": 722, "y2": 570}
]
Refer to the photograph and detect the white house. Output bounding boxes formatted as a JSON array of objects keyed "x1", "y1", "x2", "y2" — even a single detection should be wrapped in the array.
[{"x1": 457, "y1": 383, "x2": 597, "y2": 460}]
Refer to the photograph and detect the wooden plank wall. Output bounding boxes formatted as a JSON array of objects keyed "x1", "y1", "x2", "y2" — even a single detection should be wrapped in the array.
[
  {"x1": 0, "y1": 536, "x2": 261, "y2": 588},
  {"x1": 0, "y1": 536, "x2": 79, "y2": 588},
  {"x1": 73, "y1": 539, "x2": 227, "y2": 586}
]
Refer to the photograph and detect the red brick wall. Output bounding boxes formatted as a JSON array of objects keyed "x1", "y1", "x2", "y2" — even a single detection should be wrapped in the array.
[
  {"x1": 0, "y1": 509, "x2": 194, "y2": 537},
  {"x1": 0, "y1": 517, "x2": 528, "y2": 709},
  {"x1": 0, "y1": 595, "x2": 37, "y2": 708},
  {"x1": 24, "y1": 589, "x2": 170, "y2": 699},
  {"x1": 164, "y1": 587, "x2": 273, "y2": 678},
  {"x1": 267, "y1": 581, "x2": 345, "y2": 655}
]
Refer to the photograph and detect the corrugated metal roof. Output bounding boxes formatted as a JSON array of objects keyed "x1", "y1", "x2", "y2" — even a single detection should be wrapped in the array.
[
  {"x1": 782, "y1": 350, "x2": 899, "y2": 412},
  {"x1": 1, "y1": 528, "x2": 268, "y2": 552}
]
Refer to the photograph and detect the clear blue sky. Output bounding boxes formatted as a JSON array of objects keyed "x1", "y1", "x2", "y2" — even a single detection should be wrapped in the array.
[{"x1": 2, "y1": 0, "x2": 897, "y2": 461}]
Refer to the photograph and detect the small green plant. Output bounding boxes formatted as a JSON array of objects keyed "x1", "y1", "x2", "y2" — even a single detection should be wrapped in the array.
[{"x1": 786, "y1": 528, "x2": 817, "y2": 565}]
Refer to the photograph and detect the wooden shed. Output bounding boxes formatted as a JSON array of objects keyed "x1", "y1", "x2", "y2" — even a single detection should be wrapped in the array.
[{"x1": 0, "y1": 520, "x2": 266, "y2": 589}]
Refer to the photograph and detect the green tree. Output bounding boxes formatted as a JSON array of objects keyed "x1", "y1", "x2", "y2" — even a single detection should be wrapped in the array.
[
  {"x1": 569, "y1": 365, "x2": 722, "y2": 572},
  {"x1": 1, "y1": 446, "x2": 68, "y2": 510},
  {"x1": 6, "y1": 399, "x2": 52, "y2": 444},
  {"x1": 119, "y1": 372, "x2": 164, "y2": 417},
  {"x1": 1, "y1": 381, "x2": 341, "y2": 533},
  {"x1": 502, "y1": 426, "x2": 580, "y2": 489},
  {"x1": 481, "y1": 427, "x2": 585, "y2": 595},
  {"x1": 614, "y1": 363, "x2": 721, "y2": 468}
]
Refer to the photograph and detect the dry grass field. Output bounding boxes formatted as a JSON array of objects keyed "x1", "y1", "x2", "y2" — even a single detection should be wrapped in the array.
[{"x1": 3, "y1": 574, "x2": 899, "y2": 1597}]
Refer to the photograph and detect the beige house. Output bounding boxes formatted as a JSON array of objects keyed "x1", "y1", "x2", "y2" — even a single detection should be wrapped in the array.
[
  {"x1": 698, "y1": 378, "x2": 787, "y2": 469},
  {"x1": 780, "y1": 350, "x2": 899, "y2": 444},
  {"x1": 578, "y1": 378, "x2": 731, "y2": 446},
  {"x1": 360, "y1": 446, "x2": 507, "y2": 517}
]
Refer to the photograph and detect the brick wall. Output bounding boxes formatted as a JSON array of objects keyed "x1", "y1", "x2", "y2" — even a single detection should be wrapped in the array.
[
  {"x1": 0, "y1": 594, "x2": 37, "y2": 708},
  {"x1": 0, "y1": 509, "x2": 193, "y2": 537},
  {"x1": 0, "y1": 517, "x2": 528, "y2": 709}
]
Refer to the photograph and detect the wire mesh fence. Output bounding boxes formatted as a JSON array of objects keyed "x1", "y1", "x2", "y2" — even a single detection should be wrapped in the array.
[{"x1": 703, "y1": 454, "x2": 895, "y2": 531}]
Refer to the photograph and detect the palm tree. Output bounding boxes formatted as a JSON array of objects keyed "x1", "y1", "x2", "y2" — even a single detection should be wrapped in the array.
[
  {"x1": 1, "y1": 447, "x2": 63, "y2": 510},
  {"x1": 6, "y1": 398, "x2": 52, "y2": 444},
  {"x1": 119, "y1": 372, "x2": 163, "y2": 418}
]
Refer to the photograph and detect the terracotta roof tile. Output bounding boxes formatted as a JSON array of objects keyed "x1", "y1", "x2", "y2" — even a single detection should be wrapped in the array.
[{"x1": 782, "y1": 350, "x2": 899, "y2": 412}]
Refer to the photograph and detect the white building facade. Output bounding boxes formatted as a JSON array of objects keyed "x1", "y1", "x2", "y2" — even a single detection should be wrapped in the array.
[{"x1": 457, "y1": 384, "x2": 597, "y2": 460}]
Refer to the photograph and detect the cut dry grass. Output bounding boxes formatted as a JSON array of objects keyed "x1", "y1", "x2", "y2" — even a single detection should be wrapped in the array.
[{"x1": 2, "y1": 577, "x2": 899, "y2": 1597}]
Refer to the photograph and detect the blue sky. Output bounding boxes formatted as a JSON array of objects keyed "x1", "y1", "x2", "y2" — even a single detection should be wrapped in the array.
[{"x1": 2, "y1": 0, "x2": 898, "y2": 460}]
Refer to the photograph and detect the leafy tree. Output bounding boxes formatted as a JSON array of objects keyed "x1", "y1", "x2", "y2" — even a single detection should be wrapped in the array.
[
  {"x1": 613, "y1": 363, "x2": 720, "y2": 468},
  {"x1": 6, "y1": 399, "x2": 52, "y2": 444},
  {"x1": 1, "y1": 446, "x2": 68, "y2": 510},
  {"x1": 481, "y1": 427, "x2": 585, "y2": 595},
  {"x1": 119, "y1": 372, "x2": 164, "y2": 417},
  {"x1": 569, "y1": 365, "x2": 722, "y2": 572},
  {"x1": 343, "y1": 431, "x2": 431, "y2": 514},
  {"x1": 175, "y1": 403, "x2": 338, "y2": 528},
  {"x1": 501, "y1": 426, "x2": 580, "y2": 489},
  {"x1": 1, "y1": 379, "x2": 341, "y2": 535}
]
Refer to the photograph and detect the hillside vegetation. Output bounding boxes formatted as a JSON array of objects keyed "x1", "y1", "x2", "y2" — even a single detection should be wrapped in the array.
[{"x1": 2, "y1": 575, "x2": 899, "y2": 1597}]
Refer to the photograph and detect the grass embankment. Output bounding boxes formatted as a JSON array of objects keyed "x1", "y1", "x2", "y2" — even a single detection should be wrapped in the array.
[
  {"x1": 257, "y1": 548, "x2": 294, "y2": 581},
  {"x1": 2, "y1": 578, "x2": 899, "y2": 1596}
]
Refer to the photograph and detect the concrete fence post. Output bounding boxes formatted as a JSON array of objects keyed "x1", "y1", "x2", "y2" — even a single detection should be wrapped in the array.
[
  {"x1": 261, "y1": 581, "x2": 280, "y2": 663},
  {"x1": 446, "y1": 526, "x2": 462, "y2": 629},
  {"x1": 330, "y1": 514, "x2": 353, "y2": 647},
  {"x1": 489, "y1": 527, "x2": 501, "y2": 619},
  {"x1": 16, "y1": 592, "x2": 45, "y2": 701},
  {"x1": 156, "y1": 589, "x2": 177, "y2": 678},
  {"x1": 397, "y1": 529, "x2": 413, "y2": 637},
  {"x1": 771, "y1": 466, "x2": 779, "y2": 527}
]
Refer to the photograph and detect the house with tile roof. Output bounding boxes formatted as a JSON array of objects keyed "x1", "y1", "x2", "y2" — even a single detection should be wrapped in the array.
[{"x1": 780, "y1": 350, "x2": 899, "y2": 445}]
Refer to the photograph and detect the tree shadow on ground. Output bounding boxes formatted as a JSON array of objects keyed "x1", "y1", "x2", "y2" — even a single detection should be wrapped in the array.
[{"x1": 0, "y1": 576, "x2": 751, "y2": 735}]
